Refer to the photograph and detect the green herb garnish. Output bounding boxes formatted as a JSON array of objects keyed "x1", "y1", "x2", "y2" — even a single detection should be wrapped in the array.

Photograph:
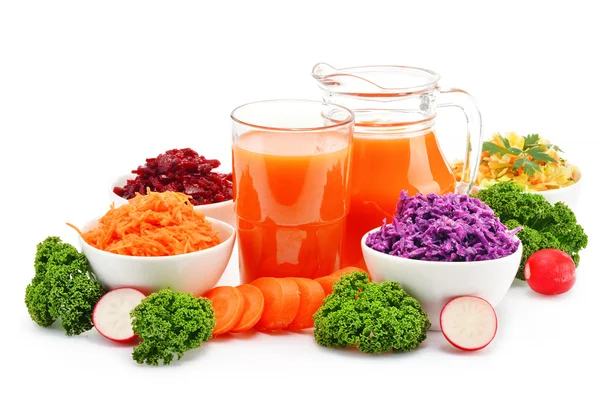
[{"x1": 482, "y1": 133, "x2": 561, "y2": 176}]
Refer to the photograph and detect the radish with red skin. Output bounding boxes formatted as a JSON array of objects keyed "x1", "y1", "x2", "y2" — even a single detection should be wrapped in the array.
[
  {"x1": 524, "y1": 249, "x2": 576, "y2": 295},
  {"x1": 440, "y1": 296, "x2": 498, "y2": 352},
  {"x1": 93, "y1": 288, "x2": 146, "y2": 343}
]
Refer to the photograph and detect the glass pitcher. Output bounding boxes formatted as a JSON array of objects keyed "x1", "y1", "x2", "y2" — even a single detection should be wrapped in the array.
[{"x1": 312, "y1": 62, "x2": 483, "y2": 269}]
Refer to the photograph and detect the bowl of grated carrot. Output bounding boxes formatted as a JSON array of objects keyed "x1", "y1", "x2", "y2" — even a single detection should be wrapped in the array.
[{"x1": 68, "y1": 191, "x2": 236, "y2": 297}]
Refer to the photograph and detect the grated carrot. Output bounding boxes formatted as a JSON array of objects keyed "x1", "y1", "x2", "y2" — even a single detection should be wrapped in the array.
[{"x1": 68, "y1": 190, "x2": 221, "y2": 256}]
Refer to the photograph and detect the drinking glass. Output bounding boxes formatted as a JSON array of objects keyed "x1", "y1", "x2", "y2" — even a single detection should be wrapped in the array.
[{"x1": 231, "y1": 100, "x2": 354, "y2": 282}]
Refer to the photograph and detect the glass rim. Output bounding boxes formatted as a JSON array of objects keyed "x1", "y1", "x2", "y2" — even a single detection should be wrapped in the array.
[{"x1": 230, "y1": 99, "x2": 355, "y2": 132}]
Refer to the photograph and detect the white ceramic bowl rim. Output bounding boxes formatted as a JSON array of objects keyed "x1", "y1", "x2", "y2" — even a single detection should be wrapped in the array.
[
  {"x1": 79, "y1": 215, "x2": 236, "y2": 262},
  {"x1": 361, "y1": 226, "x2": 523, "y2": 266},
  {"x1": 111, "y1": 173, "x2": 234, "y2": 208}
]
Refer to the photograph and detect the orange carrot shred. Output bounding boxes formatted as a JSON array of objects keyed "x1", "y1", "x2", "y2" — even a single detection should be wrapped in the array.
[{"x1": 67, "y1": 190, "x2": 221, "y2": 256}]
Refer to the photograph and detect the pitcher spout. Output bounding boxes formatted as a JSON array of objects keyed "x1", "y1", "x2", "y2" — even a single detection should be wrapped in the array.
[
  {"x1": 312, "y1": 62, "x2": 391, "y2": 94},
  {"x1": 311, "y1": 62, "x2": 338, "y2": 81}
]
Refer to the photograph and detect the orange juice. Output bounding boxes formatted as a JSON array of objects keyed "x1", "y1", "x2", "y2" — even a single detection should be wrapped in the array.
[
  {"x1": 233, "y1": 130, "x2": 351, "y2": 283},
  {"x1": 343, "y1": 130, "x2": 456, "y2": 269}
]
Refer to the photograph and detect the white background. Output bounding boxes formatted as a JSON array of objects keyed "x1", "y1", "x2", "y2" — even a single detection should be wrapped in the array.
[{"x1": 1, "y1": 1, "x2": 598, "y2": 399}]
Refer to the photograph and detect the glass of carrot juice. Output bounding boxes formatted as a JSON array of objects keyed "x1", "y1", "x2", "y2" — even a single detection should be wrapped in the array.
[{"x1": 231, "y1": 100, "x2": 354, "y2": 283}]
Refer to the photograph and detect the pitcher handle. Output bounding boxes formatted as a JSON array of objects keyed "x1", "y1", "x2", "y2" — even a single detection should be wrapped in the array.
[{"x1": 437, "y1": 88, "x2": 483, "y2": 195}]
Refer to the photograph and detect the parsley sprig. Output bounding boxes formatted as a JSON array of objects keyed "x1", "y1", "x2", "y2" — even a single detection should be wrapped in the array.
[{"x1": 482, "y1": 133, "x2": 562, "y2": 176}]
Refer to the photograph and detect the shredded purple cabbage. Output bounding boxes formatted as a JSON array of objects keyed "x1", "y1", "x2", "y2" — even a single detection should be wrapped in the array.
[{"x1": 365, "y1": 191, "x2": 521, "y2": 262}]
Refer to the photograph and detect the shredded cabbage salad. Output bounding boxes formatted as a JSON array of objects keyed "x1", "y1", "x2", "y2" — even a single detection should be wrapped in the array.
[
  {"x1": 452, "y1": 132, "x2": 579, "y2": 192},
  {"x1": 366, "y1": 191, "x2": 521, "y2": 262}
]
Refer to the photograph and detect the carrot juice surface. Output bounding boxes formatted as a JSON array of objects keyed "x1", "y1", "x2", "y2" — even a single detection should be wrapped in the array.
[
  {"x1": 343, "y1": 130, "x2": 456, "y2": 269},
  {"x1": 232, "y1": 130, "x2": 350, "y2": 283}
]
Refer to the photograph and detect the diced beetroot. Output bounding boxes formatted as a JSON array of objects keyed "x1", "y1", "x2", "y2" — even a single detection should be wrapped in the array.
[{"x1": 113, "y1": 148, "x2": 233, "y2": 205}]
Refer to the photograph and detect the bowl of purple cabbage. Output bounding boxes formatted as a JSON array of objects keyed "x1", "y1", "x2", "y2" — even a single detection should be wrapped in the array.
[{"x1": 361, "y1": 191, "x2": 522, "y2": 331}]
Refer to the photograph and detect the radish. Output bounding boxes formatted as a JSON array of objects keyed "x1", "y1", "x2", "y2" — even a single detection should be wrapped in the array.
[
  {"x1": 524, "y1": 249, "x2": 576, "y2": 295},
  {"x1": 93, "y1": 288, "x2": 146, "y2": 343},
  {"x1": 440, "y1": 296, "x2": 498, "y2": 351}
]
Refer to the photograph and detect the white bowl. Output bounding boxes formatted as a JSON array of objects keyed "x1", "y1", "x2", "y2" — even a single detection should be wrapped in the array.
[
  {"x1": 79, "y1": 216, "x2": 236, "y2": 297},
  {"x1": 361, "y1": 229, "x2": 522, "y2": 331},
  {"x1": 472, "y1": 168, "x2": 582, "y2": 210},
  {"x1": 110, "y1": 173, "x2": 236, "y2": 227}
]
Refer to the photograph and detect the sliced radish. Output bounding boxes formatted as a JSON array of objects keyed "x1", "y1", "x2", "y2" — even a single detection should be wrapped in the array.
[
  {"x1": 440, "y1": 296, "x2": 498, "y2": 352},
  {"x1": 93, "y1": 288, "x2": 146, "y2": 343}
]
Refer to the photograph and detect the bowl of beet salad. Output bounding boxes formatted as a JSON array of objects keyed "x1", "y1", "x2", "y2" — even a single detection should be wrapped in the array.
[{"x1": 111, "y1": 148, "x2": 235, "y2": 226}]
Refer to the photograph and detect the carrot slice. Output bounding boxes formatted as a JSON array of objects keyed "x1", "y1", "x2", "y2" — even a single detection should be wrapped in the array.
[
  {"x1": 204, "y1": 286, "x2": 245, "y2": 336},
  {"x1": 330, "y1": 267, "x2": 371, "y2": 280},
  {"x1": 230, "y1": 284, "x2": 265, "y2": 333},
  {"x1": 251, "y1": 277, "x2": 300, "y2": 331},
  {"x1": 315, "y1": 275, "x2": 338, "y2": 296},
  {"x1": 287, "y1": 278, "x2": 325, "y2": 330}
]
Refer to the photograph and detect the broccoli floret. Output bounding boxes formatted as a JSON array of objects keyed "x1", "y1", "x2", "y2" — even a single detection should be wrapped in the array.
[
  {"x1": 545, "y1": 203, "x2": 588, "y2": 248},
  {"x1": 24, "y1": 236, "x2": 106, "y2": 335},
  {"x1": 313, "y1": 272, "x2": 430, "y2": 354},
  {"x1": 131, "y1": 288, "x2": 216, "y2": 366},
  {"x1": 475, "y1": 182, "x2": 588, "y2": 280},
  {"x1": 25, "y1": 279, "x2": 53, "y2": 327}
]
